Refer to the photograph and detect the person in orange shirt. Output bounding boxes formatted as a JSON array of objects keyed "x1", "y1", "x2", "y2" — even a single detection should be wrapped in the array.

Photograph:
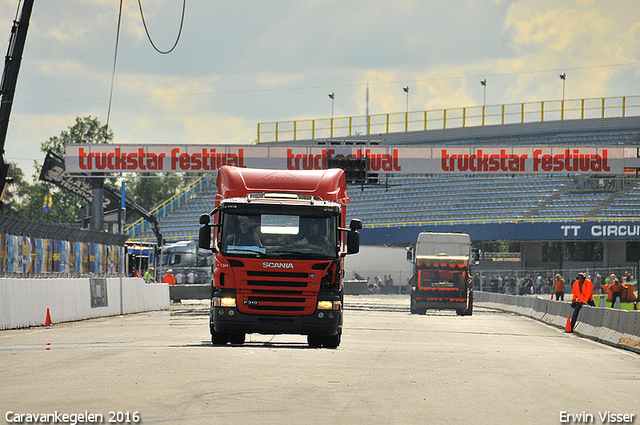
[
  {"x1": 162, "y1": 269, "x2": 176, "y2": 285},
  {"x1": 570, "y1": 273, "x2": 595, "y2": 332},
  {"x1": 553, "y1": 274, "x2": 565, "y2": 301},
  {"x1": 609, "y1": 279, "x2": 625, "y2": 308}
]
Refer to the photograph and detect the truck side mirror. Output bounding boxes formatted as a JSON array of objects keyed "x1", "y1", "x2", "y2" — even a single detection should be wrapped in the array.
[
  {"x1": 345, "y1": 219, "x2": 362, "y2": 255},
  {"x1": 406, "y1": 246, "x2": 415, "y2": 262},
  {"x1": 198, "y1": 224, "x2": 211, "y2": 250},
  {"x1": 199, "y1": 214, "x2": 210, "y2": 225},
  {"x1": 346, "y1": 230, "x2": 360, "y2": 255},
  {"x1": 471, "y1": 248, "x2": 480, "y2": 265}
]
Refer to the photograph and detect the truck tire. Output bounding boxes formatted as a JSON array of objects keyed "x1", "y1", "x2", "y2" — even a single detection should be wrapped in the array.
[
  {"x1": 211, "y1": 330, "x2": 229, "y2": 345},
  {"x1": 307, "y1": 334, "x2": 323, "y2": 348},
  {"x1": 410, "y1": 299, "x2": 426, "y2": 315},
  {"x1": 322, "y1": 331, "x2": 341, "y2": 349},
  {"x1": 229, "y1": 333, "x2": 246, "y2": 345}
]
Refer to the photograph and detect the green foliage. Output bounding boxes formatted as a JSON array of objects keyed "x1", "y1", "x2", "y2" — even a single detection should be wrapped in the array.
[
  {"x1": 125, "y1": 173, "x2": 195, "y2": 216},
  {"x1": 1, "y1": 116, "x2": 114, "y2": 223},
  {"x1": 4, "y1": 115, "x2": 196, "y2": 226},
  {"x1": 41, "y1": 116, "x2": 113, "y2": 157}
]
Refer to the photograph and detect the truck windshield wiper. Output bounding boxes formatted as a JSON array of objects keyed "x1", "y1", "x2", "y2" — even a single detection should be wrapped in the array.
[
  {"x1": 226, "y1": 246, "x2": 266, "y2": 256},
  {"x1": 270, "y1": 248, "x2": 334, "y2": 259}
]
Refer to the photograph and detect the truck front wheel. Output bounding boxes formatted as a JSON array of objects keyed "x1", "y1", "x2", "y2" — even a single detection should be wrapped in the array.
[
  {"x1": 211, "y1": 329, "x2": 229, "y2": 345},
  {"x1": 229, "y1": 333, "x2": 246, "y2": 345},
  {"x1": 307, "y1": 334, "x2": 323, "y2": 348},
  {"x1": 322, "y1": 331, "x2": 341, "y2": 349}
]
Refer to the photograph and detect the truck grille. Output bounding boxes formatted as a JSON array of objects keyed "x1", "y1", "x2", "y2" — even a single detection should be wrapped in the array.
[{"x1": 237, "y1": 269, "x2": 317, "y2": 315}]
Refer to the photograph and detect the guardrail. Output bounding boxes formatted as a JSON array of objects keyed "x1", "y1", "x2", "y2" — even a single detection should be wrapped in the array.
[
  {"x1": 257, "y1": 95, "x2": 640, "y2": 143},
  {"x1": 475, "y1": 292, "x2": 640, "y2": 353}
]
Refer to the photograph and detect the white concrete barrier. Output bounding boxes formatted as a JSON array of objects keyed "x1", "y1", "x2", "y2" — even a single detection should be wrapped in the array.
[
  {"x1": 475, "y1": 291, "x2": 640, "y2": 353},
  {"x1": 0, "y1": 277, "x2": 169, "y2": 330}
]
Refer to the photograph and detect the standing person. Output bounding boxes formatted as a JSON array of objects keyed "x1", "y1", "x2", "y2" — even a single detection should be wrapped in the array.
[
  {"x1": 187, "y1": 270, "x2": 196, "y2": 284},
  {"x1": 175, "y1": 270, "x2": 184, "y2": 284},
  {"x1": 143, "y1": 267, "x2": 155, "y2": 283},
  {"x1": 609, "y1": 278, "x2": 625, "y2": 308},
  {"x1": 518, "y1": 275, "x2": 525, "y2": 295},
  {"x1": 524, "y1": 274, "x2": 533, "y2": 295},
  {"x1": 546, "y1": 273, "x2": 554, "y2": 294},
  {"x1": 163, "y1": 269, "x2": 176, "y2": 285},
  {"x1": 553, "y1": 274, "x2": 565, "y2": 301},
  {"x1": 570, "y1": 273, "x2": 595, "y2": 332}
]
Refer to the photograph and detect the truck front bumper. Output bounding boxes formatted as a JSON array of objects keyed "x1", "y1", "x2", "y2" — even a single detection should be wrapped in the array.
[
  {"x1": 211, "y1": 306, "x2": 342, "y2": 336},
  {"x1": 412, "y1": 288, "x2": 472, "y2": 311}
]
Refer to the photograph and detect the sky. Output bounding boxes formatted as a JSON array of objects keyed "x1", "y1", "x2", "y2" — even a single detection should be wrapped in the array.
[{"x1": 1, "y1": 0, "x2": 639, "y2": 181}]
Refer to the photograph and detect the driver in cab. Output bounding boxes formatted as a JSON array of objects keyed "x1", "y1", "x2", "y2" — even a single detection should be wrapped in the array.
[
  {"x1": 297, "y1": 218, "x2": 329, "y2": 248},
  {"x1": 226, "y1": 216, "x2": 261, "y2": 247}
]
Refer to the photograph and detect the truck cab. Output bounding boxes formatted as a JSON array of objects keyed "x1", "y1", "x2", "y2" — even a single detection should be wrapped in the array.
[{"x1": 199, "y1": 166, "x2": 361, "y2": 348}]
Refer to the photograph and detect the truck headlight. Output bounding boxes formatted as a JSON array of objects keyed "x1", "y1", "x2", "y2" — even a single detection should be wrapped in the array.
[
  {"x1": 317, "y1": 300, "x2": 341, "y2": 311},
  {"x1": 214, "y1": 296, "x2": 236, "y2": 308}
]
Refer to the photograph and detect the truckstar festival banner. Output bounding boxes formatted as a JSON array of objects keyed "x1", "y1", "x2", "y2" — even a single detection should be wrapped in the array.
[{"x1": 65, "y1": 144, "x2": 625, "y2": 175}]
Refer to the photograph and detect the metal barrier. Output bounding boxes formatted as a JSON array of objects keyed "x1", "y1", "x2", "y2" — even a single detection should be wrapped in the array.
[{"x1": 475, "y1": 292, "x2": 640, "y2": 353}]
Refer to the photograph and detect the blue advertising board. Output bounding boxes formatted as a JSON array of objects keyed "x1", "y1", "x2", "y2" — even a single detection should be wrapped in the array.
[{"x1": 361, "y1": 220, "x2": 640, "y2": 245}]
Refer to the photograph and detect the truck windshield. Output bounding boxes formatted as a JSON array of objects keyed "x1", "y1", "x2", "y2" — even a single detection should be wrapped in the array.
[{"x1": 221, "y1": 212, "x2": 338, "y2": 259}]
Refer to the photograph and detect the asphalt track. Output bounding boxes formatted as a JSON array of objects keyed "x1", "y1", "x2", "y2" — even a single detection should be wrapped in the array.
[{"x1": 1, "y1": 295, "x2": 638, "y2": 425}]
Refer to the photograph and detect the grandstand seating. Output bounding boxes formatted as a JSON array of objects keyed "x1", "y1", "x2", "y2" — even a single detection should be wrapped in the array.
[{"x1": 131, "y1": 173, "x2": 640, "y2": 243}]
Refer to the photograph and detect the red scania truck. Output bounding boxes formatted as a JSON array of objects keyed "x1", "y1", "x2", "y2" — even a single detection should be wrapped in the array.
[{"x1": 198, "y1": 166, "x2": 361, "y2": 348}]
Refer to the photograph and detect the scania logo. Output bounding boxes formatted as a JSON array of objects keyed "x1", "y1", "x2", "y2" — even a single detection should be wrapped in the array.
[{"x1": 263, "y1": 262, "x2": 294, "y2": 269}]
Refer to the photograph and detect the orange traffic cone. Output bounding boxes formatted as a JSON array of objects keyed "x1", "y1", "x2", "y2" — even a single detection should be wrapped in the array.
[
  {"x1": 44, "y1": 308, "x2": 52, "y2": 326},
  {"x1": 564, "y1": 315, "x2": 572, "y2": 333}
]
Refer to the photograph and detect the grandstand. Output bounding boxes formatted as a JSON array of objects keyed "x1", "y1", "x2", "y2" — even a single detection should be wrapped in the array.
[{"x1": 129, "y1": 112, "x2": 640, "y2": 272}]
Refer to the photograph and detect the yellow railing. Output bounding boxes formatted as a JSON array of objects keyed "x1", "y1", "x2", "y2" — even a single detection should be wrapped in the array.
[{"x1": 257, "y1": 95, "x2": 640, "y2": 143}]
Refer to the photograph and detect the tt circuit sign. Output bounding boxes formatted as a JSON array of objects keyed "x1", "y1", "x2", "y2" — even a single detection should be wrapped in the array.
[
  {"x1": 65, "y1": 144, "x2": 625, "y2": 175},
  {"x1": 361, "y1": 221, "x2": 640, "y2": 245},
  {"x1": 560, "y1": 223, "x2": 640, "y2": 239}
]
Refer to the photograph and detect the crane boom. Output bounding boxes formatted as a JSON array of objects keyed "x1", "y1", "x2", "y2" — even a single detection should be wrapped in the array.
[{"x1": 0, "y1": 0, "x2": 34, "y2": 209}]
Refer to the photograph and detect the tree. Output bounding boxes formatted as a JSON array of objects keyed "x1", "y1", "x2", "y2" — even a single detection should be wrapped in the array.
[
  {"x1": 125, "y1": 172, "x2": 195, "y2": 217},
  {"x1": 3, "y1": 115, "x2": 190, "y2": 226},
  {"x1": 2, "y1": 116, "x2": 113, "y2": 224},
  {"x1": 40, "y1": 116, "x2": 113, "y2": 157}
]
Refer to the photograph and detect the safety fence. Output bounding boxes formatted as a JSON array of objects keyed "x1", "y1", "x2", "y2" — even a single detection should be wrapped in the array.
[
  {"x1": 472, "y1": 267, "x2": 638, "y2": 293},
  {"x1": 475, "y1": 292, "x2": 640, "y2": 354},
  {"x1": 257, "y1": 95, "x2": 640, "y2": 142},
  {"x1": 0, "y1": 216, "x2": 128, "y2": 277}
]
